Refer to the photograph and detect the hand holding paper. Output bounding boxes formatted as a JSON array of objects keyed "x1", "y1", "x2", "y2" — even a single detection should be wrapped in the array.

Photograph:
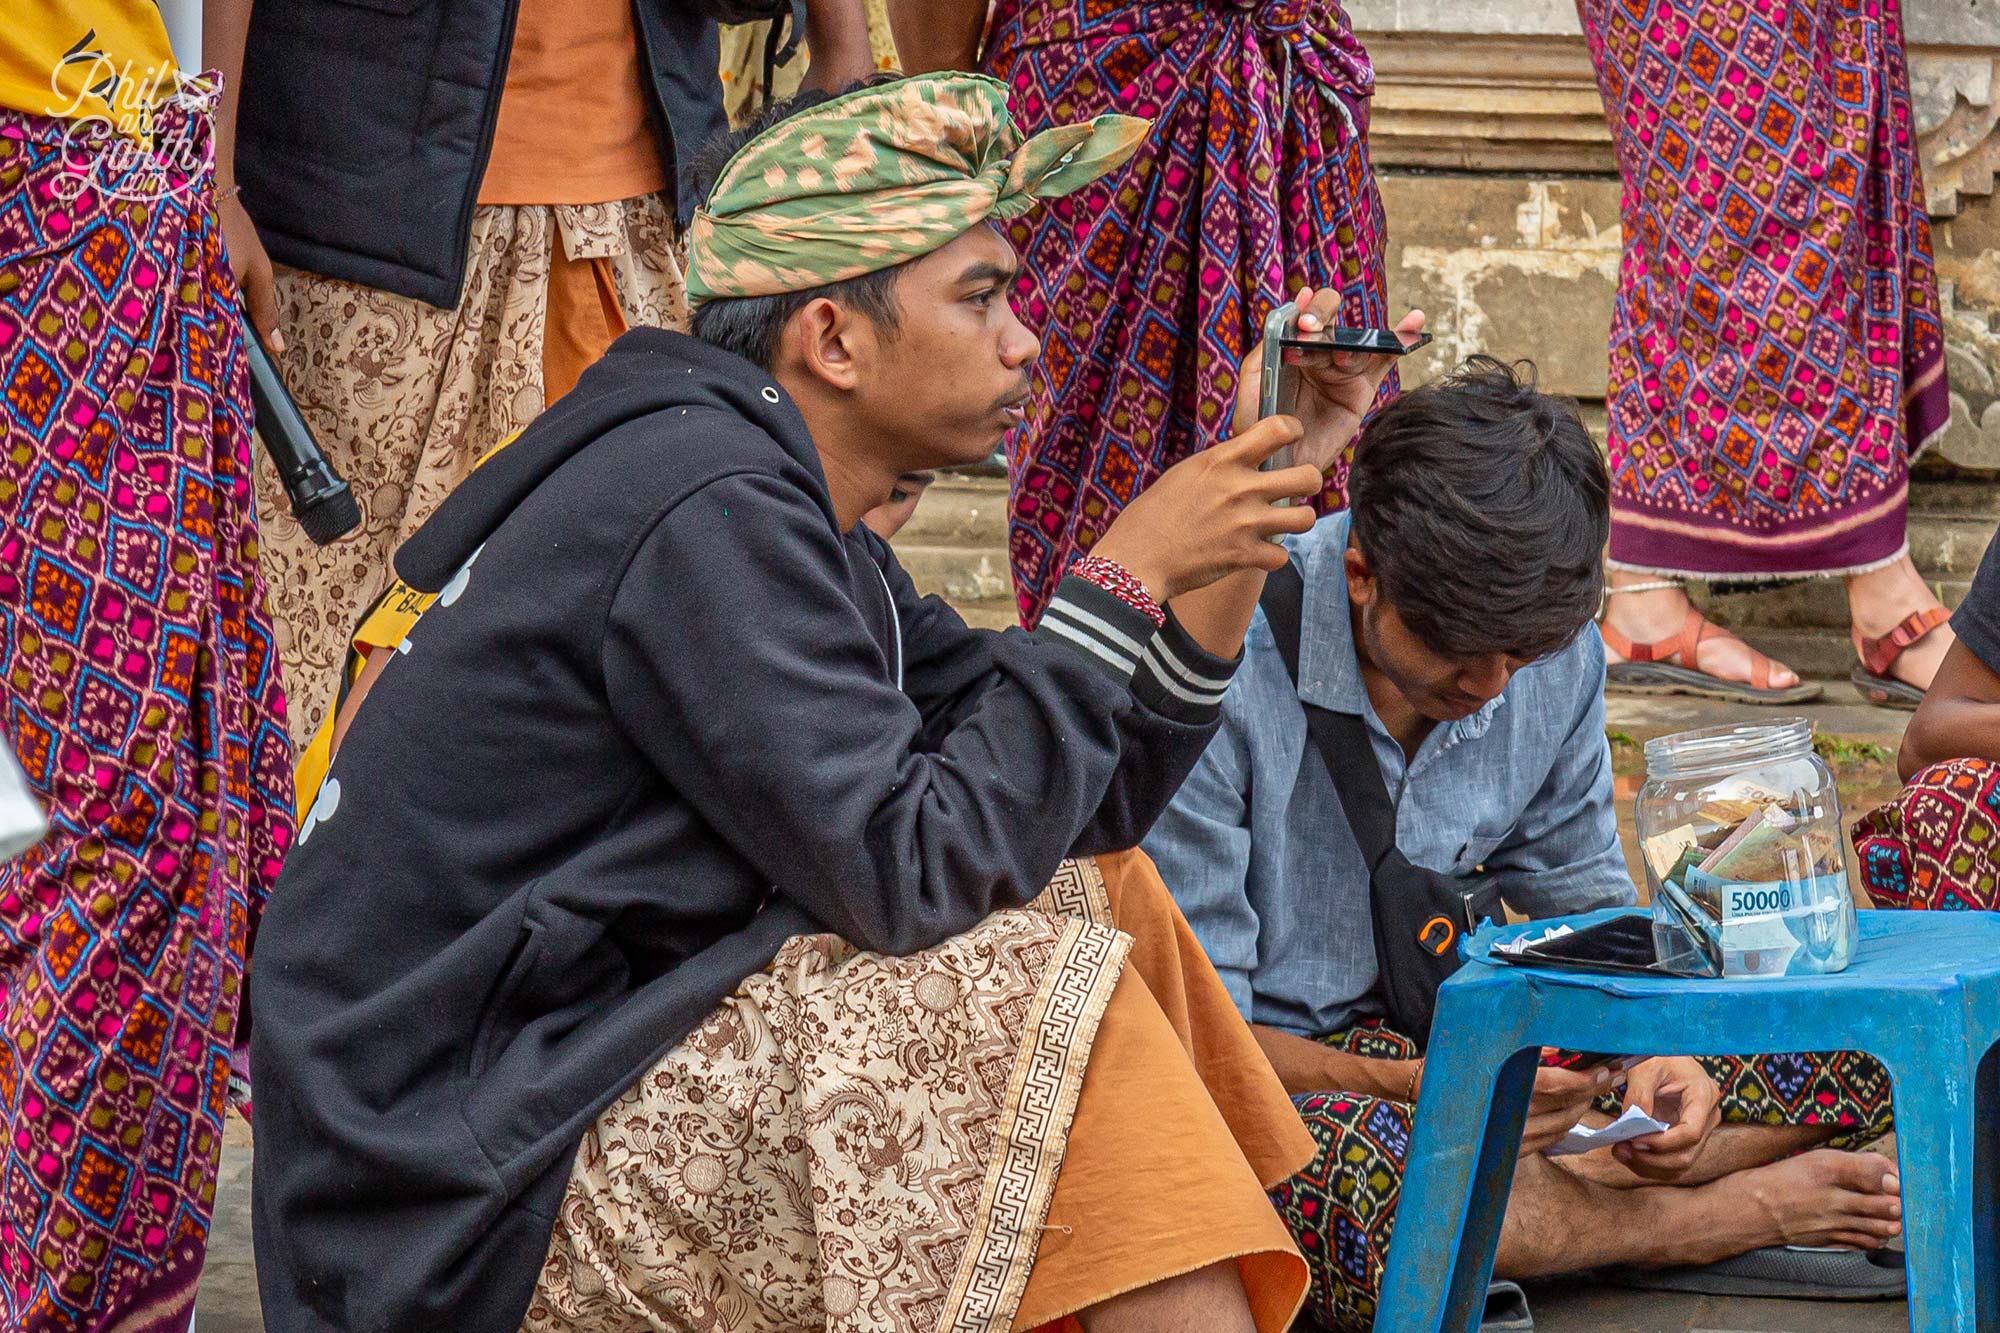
[
  {"x1": 1518, "y1": 1062, "x2": 1617, "y2": 1159},
  {"x1": 1543, "y1": 1104, "x2": 1671, "y2": 1158},
  {"x1": 1612, "y1": 1056, "x2": 1724, "y2": 1180}
]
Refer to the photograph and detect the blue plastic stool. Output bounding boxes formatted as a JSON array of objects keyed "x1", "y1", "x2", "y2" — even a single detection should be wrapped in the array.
[{"x1": 1375, "y1": 908, "x2": 2000, "y2": 1332}]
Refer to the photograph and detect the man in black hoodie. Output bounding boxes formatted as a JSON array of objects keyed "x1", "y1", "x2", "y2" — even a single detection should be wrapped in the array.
[{"x1": 250, "y1": 73, "x2": 1417, "y2": 1332}]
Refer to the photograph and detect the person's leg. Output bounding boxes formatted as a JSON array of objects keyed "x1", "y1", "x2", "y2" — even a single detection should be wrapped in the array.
[
  {"x1": 1855, "y1": 757, "x2": 2000, "y2": 910},
  {"x1": 1280, "y1": 1089, "x2": 1902, "y2": 1331},
  {"x1": 1557, "y1": 1121, "x2": 1834, "y2": 1188},
  {"x1": 1564, "y1": 1049, "x2": 1894, "y2": 1189},
  {"x1": 1848, "y1": 554, "x2": 1955, "y2": 691},
  {"x1": 1077, "y1": 1260, "x2": 1257, "y2": 1333},
  {"x1": 1601, "y1": 571, "x2": 1806, "y2": 690},
  {"x1": 1012, "y1": 853, "x2": 1312, "y2": 1333},
  {"x1": 529, "y1": 885, "x2": 1307, "y2": 1333},
  {"x1": 1497, "y1": 1149, "x2": 1902, "y2": 1276}
]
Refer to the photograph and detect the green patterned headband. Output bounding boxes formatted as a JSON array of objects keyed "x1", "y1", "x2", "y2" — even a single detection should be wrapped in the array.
[{"x1": 685, "y1": 72, "x2": 1148, "y2": 306}]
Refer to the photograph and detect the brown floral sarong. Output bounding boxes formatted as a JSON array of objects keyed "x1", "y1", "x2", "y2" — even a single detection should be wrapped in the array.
[
  {"x1": 255, "y1": 193, "x2": 688, "y2": 744},
  {"x1": 522, "y1": 853, "x2": 1311, "y2": 1333}
]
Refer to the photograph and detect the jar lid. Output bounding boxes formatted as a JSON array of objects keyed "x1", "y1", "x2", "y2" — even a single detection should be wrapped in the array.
[{"x1": 1642, "y1": 717, "x2": 1815, "y2": 780}]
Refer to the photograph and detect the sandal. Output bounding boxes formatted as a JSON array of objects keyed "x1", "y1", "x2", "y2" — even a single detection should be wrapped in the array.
[
  {"x1": 1603, "y1": 1243, "x2": 1905, "y2": 1301},
  {"x1": 1851, "y1": 606, "x2": 1952, "y2": 710},
  {"x1": 1601, "y1": 605, "x2": 1823, "y2": 705}
]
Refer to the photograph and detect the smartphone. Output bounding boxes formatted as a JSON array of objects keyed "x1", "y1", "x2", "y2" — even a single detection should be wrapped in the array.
[
  {"x1": 1257, "y1": 303, "x2": 1302, "y2": 479},
  {"x1": 1289, "y1": 328, "x2": 1435, "y2": 357},
  {"x1": 1259, "y1": 305, "x2": 1434, "y2": 446}
]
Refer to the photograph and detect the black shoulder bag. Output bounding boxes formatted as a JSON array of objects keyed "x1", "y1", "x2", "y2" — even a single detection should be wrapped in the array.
[{"x1": 1259, "y1": 562, "x2": 1503, "y2": 1048}]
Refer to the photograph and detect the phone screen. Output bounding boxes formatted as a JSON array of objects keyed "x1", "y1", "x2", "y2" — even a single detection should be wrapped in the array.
[{"x1": 1282, "y1": 329, "x2": 1435, "y2": 358}]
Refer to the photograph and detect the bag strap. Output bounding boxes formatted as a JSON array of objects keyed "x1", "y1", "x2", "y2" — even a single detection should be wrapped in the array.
[{"x1": 1258, "y1": 564, "x2": 1402, "y2": 874}]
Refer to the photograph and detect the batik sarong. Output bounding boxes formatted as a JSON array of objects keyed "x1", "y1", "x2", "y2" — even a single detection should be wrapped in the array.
[
  {"x1": 984, "y1": 0, "x2": 1393, "y2": 624},
  {"x1": 523, "y1": 852, "x2": 1314, "y2": 1333},
  {"x1": 256, "y1": 194, "x2": 687, "y2": 745},
  {"x1": 1273, "y1": 1026, "x2": 1895, "y2": 1332},
  {"x1": 1855, "y1": 757, "x2": 2000, "y2": 909},
  {"x1": 1580, "y1": 0, "x2": 1948, "y2": 580},
  {"x1": 0, "y1": 98, "x2": 293, "y2": 1332}
]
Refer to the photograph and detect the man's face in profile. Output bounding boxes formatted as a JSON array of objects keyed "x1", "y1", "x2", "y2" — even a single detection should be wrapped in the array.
[{"x1": 849, "y1": 224, "x2": 1041, "y2": 471}]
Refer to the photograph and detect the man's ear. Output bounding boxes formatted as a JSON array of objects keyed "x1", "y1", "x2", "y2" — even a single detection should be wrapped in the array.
[
  {"x1": 790, "y1": 296, "x2": 863, "y2": 393},
  {"x1": 1343, "y1": 544, "x2": 1376, "y2": 609}
]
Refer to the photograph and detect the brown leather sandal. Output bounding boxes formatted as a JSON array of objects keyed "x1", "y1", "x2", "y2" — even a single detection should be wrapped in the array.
[
  {"x1": 1600, "y1": 607, "x2": 1823, "y2": 704},
  {"x1": 1851, "y1": 606, "x2": 1952, "y2": 710}
]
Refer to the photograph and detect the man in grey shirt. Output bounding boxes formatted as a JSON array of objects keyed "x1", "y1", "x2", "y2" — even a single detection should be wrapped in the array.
[{"x1": 1147, "y1": 359, "x2": 1904, "y2": 1330}]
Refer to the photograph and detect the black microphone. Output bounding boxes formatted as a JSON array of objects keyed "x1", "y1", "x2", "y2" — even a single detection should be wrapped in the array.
[{"x1": 242, "y1": 318, "x2": 360, "y2": 545}]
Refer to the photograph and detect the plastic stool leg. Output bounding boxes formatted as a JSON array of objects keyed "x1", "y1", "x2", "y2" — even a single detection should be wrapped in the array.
[
  {"x1": 1378, "y1": 1027, "x2": 1539, "y2": 1333},
  {"x1": 1887, "y1": 1045, "x2": 1994, "y2": 1332}
]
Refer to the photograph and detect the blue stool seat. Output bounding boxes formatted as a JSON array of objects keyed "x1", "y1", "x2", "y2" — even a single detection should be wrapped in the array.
[{"x1": 1376, "y1": 908, "x2": 2000, "y2": 1332}]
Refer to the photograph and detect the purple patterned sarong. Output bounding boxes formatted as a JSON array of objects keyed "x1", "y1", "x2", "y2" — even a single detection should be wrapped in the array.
[
  {"x1": 1582, "y1": 0, "x2": 1949, "y2": 579},
  {"x1": 985, "y1": 0, "x2": 1393, "y2": 624},
  {"x1": 0, "y1": 96, "x2": 293, "y2": 1331}
]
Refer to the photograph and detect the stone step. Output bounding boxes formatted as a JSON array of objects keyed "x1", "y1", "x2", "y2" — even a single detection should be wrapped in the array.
[
  {"x1": 1689, "y1": 627, "x2": 1871, "y2": 686},
  {"x1": 1691, "y1": 578, "x2": 1974, "y2": 632},
  {"x1": 1908, "y1": 509, "x2": 1999, "y2": 578},
  {"x1": 894, "y1": 475, "x2": 1010, "y2": 545},
  {"x1": 891, "y1": 542, "x2": 1013, "y2": 606},
  {"x1": 1912, "y1": 474, "x2": 2000, "y2": 517}
]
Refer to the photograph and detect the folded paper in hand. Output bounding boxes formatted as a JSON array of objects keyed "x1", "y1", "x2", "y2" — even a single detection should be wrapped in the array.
[{"x1": 1544, "y1": 1104, "x2": 1671, "y2": 1158}]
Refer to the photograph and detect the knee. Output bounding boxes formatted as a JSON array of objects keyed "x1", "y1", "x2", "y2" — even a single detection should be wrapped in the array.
[
  {"x1": 1900, "y1": 756, "x2": 1989, "y2": 791},
  {"x1": 1855, "y1": 757, "x2": 2000, "y2": 912}
]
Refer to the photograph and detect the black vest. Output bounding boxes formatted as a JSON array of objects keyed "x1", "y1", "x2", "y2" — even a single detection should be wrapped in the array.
[{"x1": 236, "y1": 0, "x2": 752, "y2": 309}]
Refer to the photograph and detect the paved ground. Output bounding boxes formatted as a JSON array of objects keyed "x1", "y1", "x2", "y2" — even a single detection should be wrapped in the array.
[
  {"x1": 196, "y1": 692, "x2": 1921, "y2": 1331},
  {"x1": 198, "y1": 1123, "x2": 1916, "y2": 1333},
  {"x1": 200, "y1": 1120, "x2": 260, "y2": 1333},
  {"x1": 1604, "y1": 687, "x2": 1909, "y2": 752}
]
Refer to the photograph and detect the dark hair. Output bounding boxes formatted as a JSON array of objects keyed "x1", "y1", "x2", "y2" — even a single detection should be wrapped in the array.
[
  {"x1": 688, "y1": 81, "x2": 907, "y2": 369},
  {"x1": 1347, "y1": 356, "x2": 1608, "y2": 662}
]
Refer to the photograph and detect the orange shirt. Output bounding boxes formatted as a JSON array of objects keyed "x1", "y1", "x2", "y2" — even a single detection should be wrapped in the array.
[{"x1": 477, "y1": 0, "x2": 667, "y2": 207}]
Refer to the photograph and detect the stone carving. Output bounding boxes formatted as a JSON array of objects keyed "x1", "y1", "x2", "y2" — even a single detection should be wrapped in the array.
[
  {"x1": 1936, "y1": 280, "x2": 2000, "y2": 470},
  {"x1": 1912, "y1": 55, "x2": 2000, "y2": 219},
  {"x1": 1911, "y1": 54, "x2": 2000, "y2": 468}
]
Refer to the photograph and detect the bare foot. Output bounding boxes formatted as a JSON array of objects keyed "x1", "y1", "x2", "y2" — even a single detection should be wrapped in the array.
[
  {"x1": 1848, "y1": 555, "x2": 1956, "y2": 689},
  {"x1": 1669, "y1": 1150, "x2": 1903, "y2": 1263},
  {"x1": 1602, "y1": 571, "x2": 1804, "y2": 690}
]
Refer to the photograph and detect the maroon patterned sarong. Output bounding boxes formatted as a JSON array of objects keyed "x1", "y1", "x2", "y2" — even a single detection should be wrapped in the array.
[
  {"x1": 1580, "y1": 0, "x2": 1948, "y2": 579},
  {"x1": 1855, "y1": 758, "x2": 2000, "y2": 911},
  {"x1": 985, "y1": 0, "x2": 1393, "y2": 624},
  {"x1": 0, "y1": 98, "x2": 293, "y2": 1330}
]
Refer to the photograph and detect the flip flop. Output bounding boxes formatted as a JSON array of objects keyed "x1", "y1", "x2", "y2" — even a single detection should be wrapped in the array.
[
  {"x1": 1605, "y1": 1244, "x2": 1905, "y2": 1301},
  {"x1": 1851, "y1": 607, "x2": 1951, "y2": 711},
  {"x1": 1600, "y1": 609, "x2": 1823, "y2": 705},
  {"x1": 1482, "y1": 1280, "x2": 1534, "y2": 1331}
]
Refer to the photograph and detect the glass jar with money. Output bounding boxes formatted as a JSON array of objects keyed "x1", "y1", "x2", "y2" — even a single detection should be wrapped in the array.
[{"x1": 1636, "y1": 718, "x2": 1856, "y2": 979}]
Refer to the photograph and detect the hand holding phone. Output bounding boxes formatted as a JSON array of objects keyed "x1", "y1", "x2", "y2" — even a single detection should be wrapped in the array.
[{"x1": 1250, "y1": 295, "x2": 1427, "y2": 483}]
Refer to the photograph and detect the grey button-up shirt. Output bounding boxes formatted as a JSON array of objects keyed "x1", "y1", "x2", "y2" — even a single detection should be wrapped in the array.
[{"x1": 1142, "y1": 514, "x2": 1636, "y2": 1038}]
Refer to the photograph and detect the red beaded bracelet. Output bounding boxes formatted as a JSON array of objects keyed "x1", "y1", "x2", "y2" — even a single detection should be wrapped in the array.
[{"x1": 1070, "y1": 555, "x2": 1166, "y2": 628}]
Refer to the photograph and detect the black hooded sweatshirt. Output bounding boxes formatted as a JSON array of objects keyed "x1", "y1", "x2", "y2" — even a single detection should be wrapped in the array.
[{"x1": 249, "y1": 329, "x2": 1240, "y2": 1331}]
